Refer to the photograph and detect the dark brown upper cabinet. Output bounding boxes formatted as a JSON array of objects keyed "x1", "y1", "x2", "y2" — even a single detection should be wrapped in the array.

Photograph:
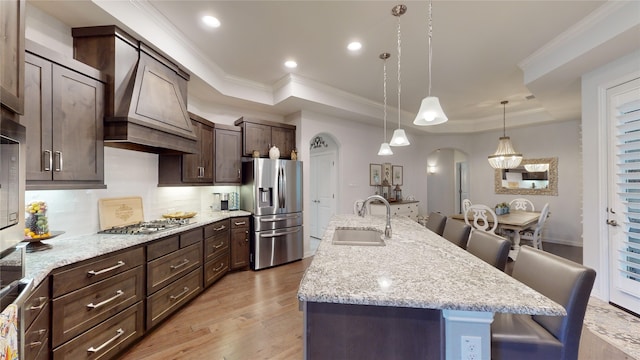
[
  {"x1": 21, "y1": 41, "x2": 106, "y2": 190},
  {"x1": 234, "y1": 117, "x2": 296, "y2": 159},
  {"x1": 0, "y1": 0, "x2": 25, "y2": 115},
  {"x1": 158, "y1": 112, "x2": 214, "y2": 186},
  {"x1": 72, "y1": 25, "x2": 197, "y2": 155},
  {"x1": 214, "y1": 124, "x2": 242, "y2": 184}
]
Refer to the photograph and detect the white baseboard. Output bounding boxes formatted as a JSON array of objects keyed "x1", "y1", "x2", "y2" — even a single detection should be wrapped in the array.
[{"x1": 542, "y1": 238, "x2": 583, "y2": 247}]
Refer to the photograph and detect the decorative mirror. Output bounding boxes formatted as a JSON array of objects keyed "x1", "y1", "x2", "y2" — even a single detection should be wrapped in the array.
[{"x1": 494, "y1": 157, "x2": 558, "y2": 196}]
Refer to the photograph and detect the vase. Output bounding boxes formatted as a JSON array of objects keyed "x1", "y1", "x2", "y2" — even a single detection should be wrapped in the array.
[{"x1": 269, "y1": 146, "x2": 280, "y2": 159}]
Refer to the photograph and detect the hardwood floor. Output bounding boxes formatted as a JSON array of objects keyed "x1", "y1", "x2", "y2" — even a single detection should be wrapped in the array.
[{"x1": 120, "y1": 258, "x2": 312, "y2": 360}]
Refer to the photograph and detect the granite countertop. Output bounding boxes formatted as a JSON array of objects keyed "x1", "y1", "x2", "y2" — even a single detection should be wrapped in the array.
[
  {"x1": 297, "y1": 214, "x2": 566, "y2": 316},
  {"x1": 24, "y1": 211, "x2": 252, "y2": 287}
]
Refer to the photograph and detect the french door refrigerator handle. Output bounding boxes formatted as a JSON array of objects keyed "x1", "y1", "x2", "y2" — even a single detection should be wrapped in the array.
[{"x1": 259, "y1": 227, "x2": 301, "y2": 237}]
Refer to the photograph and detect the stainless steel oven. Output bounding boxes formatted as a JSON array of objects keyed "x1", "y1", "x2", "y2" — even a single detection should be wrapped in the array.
[
  {"x1": 0, "y1": 115, "x2": 26, "y2": 254},
  {"x1": 0, "y1": 245, "x2": 32, "y2": 359}
]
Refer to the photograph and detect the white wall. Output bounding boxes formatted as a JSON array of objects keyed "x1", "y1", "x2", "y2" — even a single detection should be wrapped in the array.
[{"x1": 582, "y1": 50, "x2": 640, "y2": 300}]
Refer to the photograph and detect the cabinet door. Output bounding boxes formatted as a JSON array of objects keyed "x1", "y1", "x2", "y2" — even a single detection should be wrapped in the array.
[
  {"x1": 271, "y1": 126, "x2": 295, "y2": 159},
  {"x1": 0, "y1": 0, "x2": 25, "y2": 114},
  {"x1": 243, "y1": 122, "x2": 270, "y2": 156},
  {"x1": 215, "y1": 128, "x2": 241, "y2": 184},
  {"x1": 230, "y1": 229, "x2": 249, "y2": 269},
  {"x1": 22, "y1": 53, "x2": 53, "y2": 181},
  {"x1": 182, "y1": 120, "x2": 213, "y2": 183},
  {"x1": 51, "y1": 64, "x2": 104, "y2": 182}
]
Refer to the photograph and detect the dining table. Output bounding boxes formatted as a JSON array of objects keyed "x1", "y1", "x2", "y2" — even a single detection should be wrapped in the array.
[{"x1": 450, "y1": 210, "x2": 540, "y2": 259}]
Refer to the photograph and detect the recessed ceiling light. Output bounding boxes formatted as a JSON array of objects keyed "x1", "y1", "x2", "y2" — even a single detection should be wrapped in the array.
[
  {"x1": 347, "y1": 41, "x2": 362, "y2": 51},
  {"x1": 202, "y1": 15, "x2": 220, "y2": 28},
  {"x1": 284, "y1": 60, "x2": 298, "y2": 69}
]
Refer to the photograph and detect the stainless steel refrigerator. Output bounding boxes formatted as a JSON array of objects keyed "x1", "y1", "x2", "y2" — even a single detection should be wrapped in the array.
[{"x1": 241, "y1": 159, "x2": 303, "y2": 270}]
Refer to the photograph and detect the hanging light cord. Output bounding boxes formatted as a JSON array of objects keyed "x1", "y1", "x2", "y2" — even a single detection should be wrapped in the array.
[
  {"x1": 397, "y1": 13, "x2": 402, "y2": 129},
  {"x1": 383, "y1": 57, "x2": 388, "y2": 142},
  {"x1": 428, "y1": 0, "x2": 433, "y2": 97},
  {"x1": 502, "y1": 100, "x2": 508, "y2": 137}
]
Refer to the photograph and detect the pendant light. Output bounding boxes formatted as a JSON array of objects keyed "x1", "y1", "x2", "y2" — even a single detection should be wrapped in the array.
[
  {"x1": 488, "y1": 100, "x2": 523, "y2": 169},
  {"x1": 389, "y1": 4, "x2": 410, "y2": 147},
  {"x1": 378, "y1": 52, "x2": 393, "y2": 156},
  {"x1": 414, "y1": 0, "x2": 448, "y2": 126}
]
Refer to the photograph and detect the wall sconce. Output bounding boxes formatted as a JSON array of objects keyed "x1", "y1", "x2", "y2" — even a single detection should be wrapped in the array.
[{"x1": 427, "y1": 165, "x2": 437, "y2": 174}]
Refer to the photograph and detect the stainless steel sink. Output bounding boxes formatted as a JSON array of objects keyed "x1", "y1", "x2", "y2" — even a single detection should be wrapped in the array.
[{"x1": 332, "y1": 228, "x2": 385, "y2": 246}]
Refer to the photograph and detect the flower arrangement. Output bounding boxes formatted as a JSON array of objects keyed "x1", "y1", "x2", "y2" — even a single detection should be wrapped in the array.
[{"x1": 495, "y1": 202, "x2": 510, "y2": 215}]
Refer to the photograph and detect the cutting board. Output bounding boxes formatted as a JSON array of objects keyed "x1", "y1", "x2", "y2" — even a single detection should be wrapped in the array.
[{"x1": 98, "y1": 196, "x2": 144, "y2": 230}]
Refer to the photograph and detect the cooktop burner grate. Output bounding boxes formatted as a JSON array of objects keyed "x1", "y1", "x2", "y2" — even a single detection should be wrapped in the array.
[{"x1": 99, "y1": 218, "x2": 190, "y2": 235}]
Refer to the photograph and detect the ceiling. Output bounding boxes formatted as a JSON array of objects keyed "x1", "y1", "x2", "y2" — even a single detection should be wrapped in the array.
[{"x1": 30, "y1": 0, "x2": 634, "y2": 134}]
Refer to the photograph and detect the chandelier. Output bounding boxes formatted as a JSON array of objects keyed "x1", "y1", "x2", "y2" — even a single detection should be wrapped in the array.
[
  {"x1": 378, "y1": 52, "x2": 393, "y2": 156},
  {"x1": 488, "y1": 100, "x2": 522, "y2": 169}
]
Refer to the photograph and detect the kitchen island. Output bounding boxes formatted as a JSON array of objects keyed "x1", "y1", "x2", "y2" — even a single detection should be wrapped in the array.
[{"x1": 297, "y1": 214, "x2": 566, "y2": 360}]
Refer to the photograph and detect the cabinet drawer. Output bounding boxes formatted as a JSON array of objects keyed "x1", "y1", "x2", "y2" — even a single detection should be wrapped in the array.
[
  {"x1": 147, "y1": 235, "x2": 179, "y2": 261},
  {"x1": 147, "y1": 268, "x2": 202, "y2": 329},
  {"x1": 52, "y1": 247, "x2": 144, "y2": 297},
  {"x1": 24, "y1": 276, "x2": 49, "y2": 330},
  {"x1": 52, "y1": 266, "x2": 144, "y2": 347},
  {"x1": 52, "y1": 301, "x2": 144, "y2": 360},
  {"x1": 204, "y1": 219, "x2": 229, "y2": 238},
  {"x1": 180, "y1": 227, "x2": 203, "y2": 248},
  {"x1": 147, "y1": 243, "x2": 202, "y2": 295},
  {"x1": 230, "y1": 217, "x2": 249, "y2": 229},
  {"x1": 204, "y1": 232, "x2": 229, "y2": 262},
  {"x1": 204, "y1": 252, "x2": 229, "y2": 287},
  {"x1": 24, "y1": 303, "x2": 49, "y2": 360},
  {"x1": 30, "y1": 338, "x2": 49, "y2": 360}
]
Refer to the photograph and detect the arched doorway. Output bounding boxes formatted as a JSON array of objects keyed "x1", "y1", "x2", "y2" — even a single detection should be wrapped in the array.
[
  {"x1": 426, "y1": 148, "x2": 469, "y2": 215},
  {"x1": 309, "y1": 134, "x2": 338, "y2": 247}
]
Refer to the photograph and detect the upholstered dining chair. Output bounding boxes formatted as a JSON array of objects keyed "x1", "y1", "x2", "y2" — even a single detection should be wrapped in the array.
[
  {"x1": 442, "y1": 219, "x2": 471, "y2": 249},
  {"x1": 491, "y1": 246, "x2": 596, "y2": 360},
  {"x1": 509, "y1": 198, "x2": 535, "y2": 211},
  {"x1": 425, "y1": 212, "x2": 447, "y2": 236},
  {"x1": 466, "y1": 230, "x2": 510, "y2": 271},
  {"x1": 464, "y1": 204, "x2": 499, "y2": 234},
  {"x1": 519, "y1": 203, "x2": 550, "y2": 250}
]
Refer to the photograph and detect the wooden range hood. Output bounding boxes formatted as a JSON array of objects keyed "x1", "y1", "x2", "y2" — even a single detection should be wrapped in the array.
[{"x1": 72, "y1": 25, "x2": 197, "y2": 154}]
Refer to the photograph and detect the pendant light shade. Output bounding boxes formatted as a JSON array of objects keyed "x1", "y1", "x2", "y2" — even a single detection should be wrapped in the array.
[
  {"x1": 414, "y1": 96, "x2": 448, "y2": 125},
  {"x1": 389, "y1": 4, "x2": 410, "y2": 147},
  {"x1": 378, "y1": 142, "x2": 393, "y2": 156},
  {"x1": 378, "y1": 52, "x2": 393, "y2": 156},
  {"x1": 413, "y1": 0, "x2": 447, "y2": 126},
  {"x1": 488, "y1": 100, "x2": 522, "y2": 169}
]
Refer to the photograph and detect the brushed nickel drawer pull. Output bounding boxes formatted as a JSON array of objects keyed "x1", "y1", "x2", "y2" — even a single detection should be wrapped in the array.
[
  {"x1": 214, "y1": 225, "x2": 226, "y2": 231},
  {"x1": 214, "y1": 263, "x2": 225, "y2": 272},
  {"x1": 54, "y1": 151, "x2": 63, "y2": 172},
  {"x1": 86, "y1": 290, "x2": 124, "y2": 309},
  {"x1": 87, "y1": 328, "x2": 124, "y2": 353},
  {"x1": 169, "y1": 286, "x2": 190, "y2": 301},
  {"x1": 213, "y1": 242, "x2": 224, "y2": 249},
  {"x1": 234, "y1": 221, "x2": 246, "y2": 226},
  {"x1": 28, "y1": 296, "x2": 48, "y2": 311},
  {"x1": 27, "y1": 341, "x2": 42, "y2": 348},
  {"x1": 170, "y1": 259, "x2": 190, "y2": 270},
  {"x1": 87, "y1": 261, "x2": 125, "y2": 277}
]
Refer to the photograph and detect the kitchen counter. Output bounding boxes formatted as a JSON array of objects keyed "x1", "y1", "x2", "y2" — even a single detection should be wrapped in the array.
[
  {"x1": 297, "y1": 214, "x2": 565, "y2": 359},
  {"x1": 25, "y1": 211, "x2": 252, "y2": 287}
]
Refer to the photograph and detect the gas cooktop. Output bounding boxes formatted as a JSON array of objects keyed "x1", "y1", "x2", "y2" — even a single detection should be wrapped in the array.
[{"x1": 98, "y1": 218, "x2": 191, "y2": 235}]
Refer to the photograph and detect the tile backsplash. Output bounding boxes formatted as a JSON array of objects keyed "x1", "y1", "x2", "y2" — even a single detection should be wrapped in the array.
[{"x1": 25, "y1": 147, "x2": 239, "y2": 238}]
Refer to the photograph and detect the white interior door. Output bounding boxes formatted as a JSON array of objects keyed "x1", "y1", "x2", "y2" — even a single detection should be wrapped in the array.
[
  {"x1": 310, "y1": 151, "x2": 336, "y2": 239},
  {"x1": 607, "y1": 77, "x2": 640, "y2": 314}
]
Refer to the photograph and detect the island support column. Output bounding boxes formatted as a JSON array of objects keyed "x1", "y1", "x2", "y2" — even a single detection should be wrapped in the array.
[{"x1": 442, "y1": 310, "x2": 494, "y2": 360}]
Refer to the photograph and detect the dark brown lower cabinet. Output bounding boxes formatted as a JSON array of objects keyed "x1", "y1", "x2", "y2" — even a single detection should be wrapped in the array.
[
  {"x1": 230, "y1": 216, "x2": 250, "y2": 270},
  {"x1": 24, "y1": 277, "x2": 50, "y2": 360},
  {"x1": 204, "y1": 219, "x2": 230, "y2": 287}
]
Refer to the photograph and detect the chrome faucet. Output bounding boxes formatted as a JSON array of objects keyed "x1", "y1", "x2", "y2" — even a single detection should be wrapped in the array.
[{"x1": 359, "y1": 195, "x2": 392, "y2": 239}]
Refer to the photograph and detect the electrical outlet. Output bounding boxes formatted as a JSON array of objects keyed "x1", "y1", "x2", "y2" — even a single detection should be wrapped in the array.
[{"x1": 461, "y1": 336, "x2": 482, "y2": 360}]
